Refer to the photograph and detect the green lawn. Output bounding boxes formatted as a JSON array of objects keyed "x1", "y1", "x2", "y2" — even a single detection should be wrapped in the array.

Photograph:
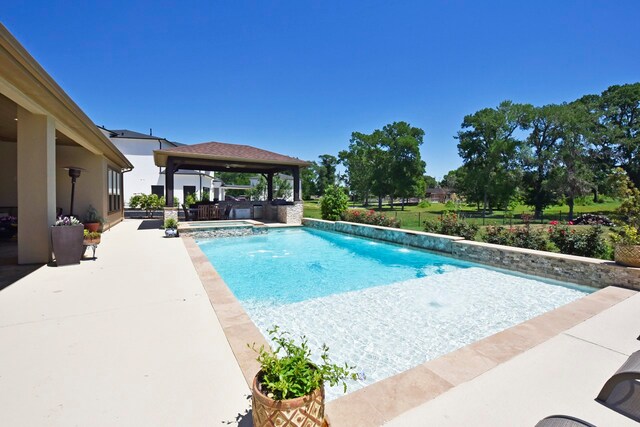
[{"x1": 303, "y1": 199, "x2": 621, "y2": 232}]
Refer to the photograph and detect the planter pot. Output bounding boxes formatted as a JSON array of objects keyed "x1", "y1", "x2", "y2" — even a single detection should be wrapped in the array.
[
  {"x1": 614, "y1": 244, "x2": 640, "y2": 267},
  {"x1": 83, "y1": 237, "x2": 101, "y2": 245},
  {"x1": 165, "y1": 228, "x2": 178, "y2": 238},
  {"x1": 252, "y1": 373, "x2": 325, "y2": 427},
  {"x1": 84, "y1": 222, "x2": 100, "y2": 232},
  {"x1": 51, "y1": 225, "x2": 85, "y2": 266}
]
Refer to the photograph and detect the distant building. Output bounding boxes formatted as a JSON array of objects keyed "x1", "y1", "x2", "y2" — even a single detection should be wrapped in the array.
[
  {"x1": 425, "y1": 187, "x2": 453, "y2": 203},
  {"x1": 99, "y1": 128, "x2": 213, "y2": 206}
]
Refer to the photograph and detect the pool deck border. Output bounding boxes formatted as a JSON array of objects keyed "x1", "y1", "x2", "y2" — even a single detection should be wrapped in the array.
[{"x1": 181, "y1": 234, "x2": 638, "y2": 426}]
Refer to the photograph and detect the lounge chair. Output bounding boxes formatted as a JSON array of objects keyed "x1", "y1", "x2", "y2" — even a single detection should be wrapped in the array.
[
  {"x1": 596, "y1": 350, "x2": 640, "y2": 422},
  {"x1": 535, "y1": 415, "x2": 596, "y2": 427}
]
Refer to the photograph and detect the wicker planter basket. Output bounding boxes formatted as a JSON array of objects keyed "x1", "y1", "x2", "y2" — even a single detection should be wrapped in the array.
[
  {"x1": 252, "y1": 373, "x2": 325, "y2": 427},
  {"x1": 614, "y1": 244, "x2": 640, "y2": 268}
]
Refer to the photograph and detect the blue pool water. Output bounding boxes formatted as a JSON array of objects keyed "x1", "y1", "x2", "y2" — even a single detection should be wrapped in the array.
[
  {"x1": 197, "y1": 227, "x2": 593, "y2": 400},
  {"x1": 198, "y1": 227, "x2": 473, "y2": 304}
]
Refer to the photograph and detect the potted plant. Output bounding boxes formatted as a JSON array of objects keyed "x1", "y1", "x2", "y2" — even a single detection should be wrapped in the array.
[
  {"x1": 612, "y1": 225, "x2": 640, "y2": 267},
  {"x1": 51, "y1": 216, "x2": 84, "y2": 266},
  {"x1": 83, "y1": 205, "x2": 104, "y2": 232},
  {"x1": 164, "y1": 218, "x2": 179, "y2": 237},
  {"x1": 249, "y1": 326, "x2": 357, "y2": 427},
  {"x1": 83, "y1": 229, "x2": 101, "y2": 245}
]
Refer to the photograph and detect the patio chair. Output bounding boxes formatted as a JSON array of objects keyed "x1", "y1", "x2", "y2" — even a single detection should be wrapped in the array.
[
  {"x1": 596, "y1": 350, "x2": 640, "y2": 421},
  {"x1": 534, "y1": 415, "x2": 596, "y2": 427},
  {"x1": 182, "y1": 204, "x2": 192, "y2": 221}
]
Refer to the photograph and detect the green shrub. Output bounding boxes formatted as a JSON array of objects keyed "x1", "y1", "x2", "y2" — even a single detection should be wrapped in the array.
[
  {"x1": 320, "y1": 185, "x2": 349, "y2": 221},
  {"x1": 341, "y1": 209, "x2": 400, "y2": 228},
  {"x1": 249, "y1": 326, "x2": 357, "y2": 400},
  {"x1": 548, "y1": 222, "x2": 610, "y2": 258},
  {"x1": 164, "y1": 218, "x2": 178, "y2": 229},
  {"x1": 483, "y1": 225, "x2": 549, "y2": 251},
  {"x1": 423, "y1": 211, "x2": 478, "y2": 240},
  {"x1": 418, "y1": 200, "x2": 431, "y2": 208},
  {"x1": 128, "y1": 194, "x2": 144, "y2": 209}
]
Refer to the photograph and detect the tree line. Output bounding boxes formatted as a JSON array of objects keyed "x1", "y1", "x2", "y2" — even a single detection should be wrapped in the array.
[{"x1": 302, "y1": 82, "x2": 639, "y2": 219}]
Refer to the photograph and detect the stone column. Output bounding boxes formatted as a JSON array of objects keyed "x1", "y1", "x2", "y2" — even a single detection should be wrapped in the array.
[{"x1": 17, "y1": 107, "x2": 56, "y2": 264}]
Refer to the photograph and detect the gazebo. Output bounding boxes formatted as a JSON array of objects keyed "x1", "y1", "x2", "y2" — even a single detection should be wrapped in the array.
[{"x1": 153, "y1": 141, "x2": 310, "y2": 224}]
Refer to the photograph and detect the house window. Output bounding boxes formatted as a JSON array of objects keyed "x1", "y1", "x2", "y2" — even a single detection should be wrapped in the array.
[
  {"x1": 108, "y1": 168, "x2": 122, "y2": 213},
  {"x1": 183, "y1": 185, "x2": 196, "y2": 200},
  {"x1": 201, "y1": 187, "x2": 210, "y2": 201},
  {"x1": 151, "y1": 185, "x2": 164, "y2": 197}
]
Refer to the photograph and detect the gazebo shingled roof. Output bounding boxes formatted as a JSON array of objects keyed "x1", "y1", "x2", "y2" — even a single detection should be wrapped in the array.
[
  {"x1": 153, "y1": 140, "x2": 310, "y2": 206},
  {"x1": 153, "y1": 141, "x2": 309, "y2": 168}
]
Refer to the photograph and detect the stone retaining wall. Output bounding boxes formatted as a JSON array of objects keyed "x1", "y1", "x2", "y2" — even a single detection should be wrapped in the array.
[
  {"x1": 303, "y1": 218, "x2": 463, "y2": 253},
  {"x1": 451, "y1": 240, "x2": 640, "y2": 290},
  {"x1": 302, "y1": 218, "x2": 640, "y2": 291}
]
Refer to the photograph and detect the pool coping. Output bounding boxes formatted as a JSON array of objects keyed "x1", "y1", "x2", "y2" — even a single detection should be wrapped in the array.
[{"x1": 181, "y1": 235, "x2": 638, "y2": 426}]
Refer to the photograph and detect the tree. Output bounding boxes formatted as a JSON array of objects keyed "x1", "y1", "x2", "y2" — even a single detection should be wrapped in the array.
[
  {"x1": 320, "y1": 185, "x2": 349, "y2": 220},
  {"x1": 273, "y1": 175, "x2": 293, "y2": 199},
  {"x1": 423, "y1": 175, "x2": 438, "y2": 189},
  {"x1": 339, "y1": 133, "x2": 378, "y2": 206},
  {"x1": 598, "y1": 83, "x2": 640, "y2": 187},
  {"x1": 315, "y1": 154, "x2": 339, "y2": 196},
  {"x1": 440, "y1": 169, "x2": 461, "y2": 191},
  {"x1": 300, "y1": 165, "x2": 318, "y2": 199},
  {"x1": 384, "y1": 122, "x2": 426, "y2": 210},
  {"x1": 342, "y1": 122, "x2": 425, "y2": 209},
  {"x1": 521, "y1": 104, "x2": 563, "y2": 217},
  {"x1": 548, "y1": 102, "x2": 594, "y2": 220},
  {"x1": 456, "y1": 101, "x2": 529, "y2": 214}
]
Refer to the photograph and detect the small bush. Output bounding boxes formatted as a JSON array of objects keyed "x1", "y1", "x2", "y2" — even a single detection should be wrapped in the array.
[
  {"x1": 423, "y1": 211, "x2": 478, "y2": 240},
  {"x1": 320, "y1": 186, "x2": 349, "y2": 221},
  {"x1": 418, "y1": 200, "x2": 431, "y2": 209},
  {"x1": 164, "y1": 218, "x2": 178, "y2": 229},
  {"x1": 548, "y1": 222, "x2": 610, "y2": 258},
  {"x1": 573, "y1": 214, "x2": 613, "y2": 226},
  {"x1": 482, "y1": 225, "x2": 549, "y2": 251},
  {"x1": 341, "y1": 209, "x2": 400, "y2": 228}
]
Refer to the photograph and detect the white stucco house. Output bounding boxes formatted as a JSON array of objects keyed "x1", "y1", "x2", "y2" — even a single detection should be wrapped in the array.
[{"x1": 98, "y1": 127, "x2": 213, "y2": 207}]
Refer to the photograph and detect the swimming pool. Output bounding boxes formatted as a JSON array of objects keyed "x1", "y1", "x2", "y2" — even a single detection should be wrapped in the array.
[{"x1": 198, "y1": 227, "x2": 593, "y2": 400}]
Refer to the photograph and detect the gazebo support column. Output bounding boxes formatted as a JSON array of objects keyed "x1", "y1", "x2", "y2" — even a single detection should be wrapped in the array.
[
  {"x1": 267, "y1": 172, "x2": 274, "y2": 201},
  {"x1": 163, "y1": 157, "x2": 179, "y2": 222},
  {"x1": 165, "y1": 157, "x2": 176, "y2": 207},
  {"x1": 292, "y1": 167, "x2": 300, "y2": 201}
]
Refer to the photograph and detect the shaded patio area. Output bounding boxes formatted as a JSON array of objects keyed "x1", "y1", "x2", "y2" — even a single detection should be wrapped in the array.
[{"x1": 153, "y1": 141, "x2": 309, "y2": 224}]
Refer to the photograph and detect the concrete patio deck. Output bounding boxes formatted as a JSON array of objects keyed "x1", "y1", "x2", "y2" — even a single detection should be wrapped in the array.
[
  {"x1": 0, "y1": 219, "x2": 638, "y2": 426},
  {"x1": 0, "y1": 219, "x2": 251, "y2": 426}
]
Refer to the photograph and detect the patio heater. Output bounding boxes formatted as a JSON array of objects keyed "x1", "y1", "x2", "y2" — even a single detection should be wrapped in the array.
[{"x1": 64, "y1": 167, "x2": 85, "y2": 217}]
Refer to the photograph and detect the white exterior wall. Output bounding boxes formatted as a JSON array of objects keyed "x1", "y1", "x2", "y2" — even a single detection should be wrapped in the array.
[{"x1": 101, "y1": 130, "x2": 211, "y2": 206}]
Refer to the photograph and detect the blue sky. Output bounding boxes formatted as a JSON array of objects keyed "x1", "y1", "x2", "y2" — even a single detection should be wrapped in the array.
[{"x1": 4, "y1": 1, "x2": 639, "y2": 179}]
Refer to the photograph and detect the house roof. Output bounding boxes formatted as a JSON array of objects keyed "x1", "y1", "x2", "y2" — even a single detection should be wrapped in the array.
[
  {"x1": 0, "y1": 24, "x2": 132, "y2": 169},
  {"x1": 426, "y1": 187, "x2": 452, "y2": 194},
  {"x1": 99, "y1": 126, "x2": 183, "y2": 146},
  {"x1": 153, "y1": 141, "x2": 310, "y2": 172}
]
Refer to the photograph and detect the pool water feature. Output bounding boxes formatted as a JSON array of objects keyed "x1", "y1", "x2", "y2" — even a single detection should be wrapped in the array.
[{"x1": 197, "y1": 227, "x2": 593, "y2": 400}]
